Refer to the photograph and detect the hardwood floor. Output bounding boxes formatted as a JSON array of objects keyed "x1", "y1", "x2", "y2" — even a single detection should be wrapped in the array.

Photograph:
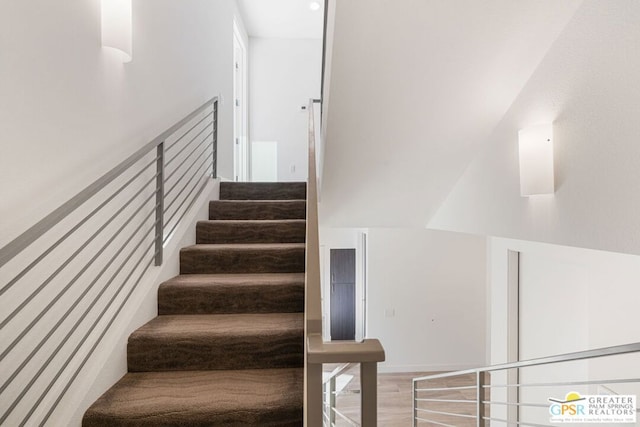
[{"x1": 325, "y1": 367, "x2": 481, "y2": 426}]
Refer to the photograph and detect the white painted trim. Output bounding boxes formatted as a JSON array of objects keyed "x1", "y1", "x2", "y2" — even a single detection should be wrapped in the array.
[{"x1": 232, "y1": 19, "x2": 249, "y2": 182}]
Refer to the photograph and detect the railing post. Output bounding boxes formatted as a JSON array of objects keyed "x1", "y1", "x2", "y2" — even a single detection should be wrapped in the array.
[
  {"x1": 212, "y1": 100, "x2": 218, "y2": 179},
  {"x1": 307, "y1": 362, "x2": 324, "y2": 427},
  {"x1": 154, "y1": 142, "x2": 164, "y2": 266},
  {"x1": 329, "y1": 375, "x2": 336, "y2": 425},
  {"x1": 412, "y1": 379, "x2": 417, "y2": 427},
  {"x1": 477, "y1": 371, "x2": 486, "y2": 427},
  {"x1": 360, "y1": 362, "x2": 377, "y2": 426}
]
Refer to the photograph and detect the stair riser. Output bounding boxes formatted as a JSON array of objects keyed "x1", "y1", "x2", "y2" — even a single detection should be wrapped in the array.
[
  {"x1": 180, "y1": 247, "x2": 305, "y2": 274},
  {"x1": 196, "y1": 221, "x2": 306, "y2": 244},
  {"x1": 158, "y1": 284, "x2": 304, "y2": 315},
  {"x1": 220, "y1": 182, "x2": 306, "y2": 200},
  {"x1": 209, "y1": 201, "x2": 306, "y2": 220},
  {"x1": 128, "y1": 334, "x2": 303, "y2": 372}
]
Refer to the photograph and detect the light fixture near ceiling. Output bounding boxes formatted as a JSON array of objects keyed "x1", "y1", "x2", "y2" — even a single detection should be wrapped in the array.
[{"x1": 309, "y1": 1, "x2": 321, "y2": 12}]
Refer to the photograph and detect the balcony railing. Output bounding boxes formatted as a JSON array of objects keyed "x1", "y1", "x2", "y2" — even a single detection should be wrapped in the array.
[{"x1": 413, "y1": 342, "x2": 640, "y2": 426}]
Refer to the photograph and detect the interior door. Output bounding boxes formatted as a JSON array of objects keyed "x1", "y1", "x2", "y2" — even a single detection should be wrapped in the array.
[{"x1": 330, "y1": 249, "x2": 356, "y2": 341}]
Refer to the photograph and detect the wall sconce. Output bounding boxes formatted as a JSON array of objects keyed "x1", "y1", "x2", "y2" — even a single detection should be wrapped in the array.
[
  {"x1": 518, "y1": 124, "x2": 554, "y2": 196},
  {"x1": 101, "y1": 0, "x2": 132, "y2": 62}
]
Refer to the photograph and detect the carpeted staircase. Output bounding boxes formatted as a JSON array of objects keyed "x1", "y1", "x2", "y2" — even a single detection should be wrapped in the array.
[{"x1": 83, "y1": 182, "x2": 307, "y2": 426}]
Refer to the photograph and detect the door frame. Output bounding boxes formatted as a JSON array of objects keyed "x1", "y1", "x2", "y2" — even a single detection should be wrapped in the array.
[{"x1": 232, "y1": 20, "x2": 249, "y2": 182}]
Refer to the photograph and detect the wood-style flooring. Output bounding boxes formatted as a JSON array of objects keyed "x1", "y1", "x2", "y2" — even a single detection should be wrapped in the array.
[{"x1": 327, "y1": 367, "x2": 480, "y2": 426}]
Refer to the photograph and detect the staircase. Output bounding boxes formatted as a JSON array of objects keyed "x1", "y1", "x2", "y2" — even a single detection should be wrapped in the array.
[{"x1": 83, "y1": 182, "x2": 307, "y2": 426}]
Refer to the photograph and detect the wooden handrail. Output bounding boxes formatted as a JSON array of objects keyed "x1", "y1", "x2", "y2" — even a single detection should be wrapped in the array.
[{"x1": 304, "y1": 98, "x2": 385, "y2": 427}]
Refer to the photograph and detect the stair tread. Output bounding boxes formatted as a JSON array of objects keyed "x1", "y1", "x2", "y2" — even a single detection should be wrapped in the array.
[
  {"x1": 131, "y1": 313, "x2": 304, "y2": 339},
  {"x1": 158, "y1": 274, "x2": 305, "y2": 315},
  {"x1": 83, "y1": 368, "x2": 303, "y2": 426},
  {"x1": 211, "y1": 199, "x2": 307, "y2": 203},
  {"x1": 196, "y1": 220, "x2": 306, "y2": 244},
  {"x1": 219, "y1": 182, "x2": 306, "y2": 200},
  {"x1": 209, "y1": 200, "x2": 306, "y2": 220},
  {"x1": 182, "y1": 242, "x2": 306, "y2": 251},
  {"x1": 198, "y1": 219, "x2": 306, "y2": 224},
  {"x1": 161, "y1": 272, "x2": 305, "y2": 286}
]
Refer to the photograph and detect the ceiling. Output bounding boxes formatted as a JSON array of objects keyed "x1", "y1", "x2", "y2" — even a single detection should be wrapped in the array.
[
  {"x1": 237, "y1": 0, "x2": 324, "y2": 39},
  {"x1": 319, "y1": 0, "x2": 584, "y2": 228}
]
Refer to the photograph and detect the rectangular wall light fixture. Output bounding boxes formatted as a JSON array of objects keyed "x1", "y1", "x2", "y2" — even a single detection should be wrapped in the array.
[
  {"x1": 518, "y1": 123, "x2": 554, "y2": 196},
  {"x1": 101, "y1": 0, "x2": 132, "y2": 62}
]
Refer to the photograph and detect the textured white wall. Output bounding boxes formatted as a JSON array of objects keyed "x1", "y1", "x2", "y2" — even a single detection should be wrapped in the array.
[
  {"x1": 366, "y1": 228, "x2": 487, "y2": 372},
  {"x1": 249, "y1": 37, "x2": 322, "y2": 182},
  {"x1": 429, "y1": 0, "x2": 640, "y2": 256},
  {"x1": 0, "y1": 0, "x2": 244, "y2": 248}
]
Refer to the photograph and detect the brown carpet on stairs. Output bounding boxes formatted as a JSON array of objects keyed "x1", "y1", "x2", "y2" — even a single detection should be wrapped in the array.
[{"x1": 83, "y1": 182, "x2": 307, "y2": 427}]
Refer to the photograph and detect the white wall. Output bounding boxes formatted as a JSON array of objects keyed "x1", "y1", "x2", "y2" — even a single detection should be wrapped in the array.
[
  {"x1": 0, "y1": 0, "x2": 245, "y2": 248},
  {"x1": 489, "y1": 237, "x2": 640, "y2": 425},
  {"x1": 430, "y1": 0, "x2": 640, "y2": 256},
  {"x1": 319, "y1": 0, "x2": 581, "y2": 228},
  {"x1": 249, "y1": 37, "x2": 322, "y2": 181},
  {"x1": 366, "y1": 228, "x2": 487, "y2": 372}
]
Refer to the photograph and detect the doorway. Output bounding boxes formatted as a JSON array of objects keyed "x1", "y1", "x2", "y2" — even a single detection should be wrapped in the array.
[
  {"x1": 233, "y1": 20, "x2": 248, "y2": 182},
  {"x1": 330, "y1": 248, "x2": 356, "y2": 341}
]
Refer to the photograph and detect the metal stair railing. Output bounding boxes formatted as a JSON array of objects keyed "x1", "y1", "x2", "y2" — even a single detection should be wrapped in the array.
[
  {"x1": 412, "y1": 342, "x2": 640, "y2": 427},
  {"x1": 0, "y1": 97, "x2": 218, "y2": 426}
]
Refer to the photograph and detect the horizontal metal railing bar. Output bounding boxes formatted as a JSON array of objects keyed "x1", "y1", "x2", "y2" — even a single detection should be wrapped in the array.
[
  {"x1": 484, "y1": 377, "x2": 640, "y2": 388},
  {"x1": 413, "y1": 342, "x2": 640, "y2": 382},
  {"x1": 415, "y1": 398, "x2": 476, "y2": 404},
  {"x1": 164, "y1": 164, "x2": 213, "y2": 236},
  {"x1": 162, "y1": 167, "x2": 212, "y2": 244},
  {"x1": 482, "y1": 400, "x2": 548, "y2": 408},
  {"x1": 482, "y1": 416, "x2": 552, "y2": 427},
  {"x1": 0, "y1": 156, "x2": 158, "y2": 297},
  {"x1": 164, "y1": 129, "x2": 213, "y2": 181},
  {"x1": 37, "y1": 247, "x2": 159, "y2": 427},
  {"x1": 2, "y1": 230, "x2": 158, "y2": 425},
  {"x1": 415, "y1": 407, "x2": 476, "y2": 419},
  {"x1": 162, "y1": 173, "x2": 211, "y2": 245},
  {"x1": 164, "y1": 155, "x2": 211, "y2": 221},
  {"x1": 164, "y1": 110, "x2": 213, "y2": 155},
  {"x1": 0, "y1": 203, "x2": 158, "y2": 392},
  {"x1": 0, "y1": 97, "x2": 215, "y2": 270},
  {"x1": 414, "y1": 417, "x2": 456, "y2": 427},
  {"x1": 0, "y1": 179, "x2": 158, "y2": 332},
  {"x1": 415, "y1": 385, "x2": 476, "y2": 392},
  {"x1": 165, "y1": 120, "x2": 213, "y2": 167},
  {"x1": 164, "y1": 138, "x2": 213, "y2": 199},
  {"x1": 323, "y1": 363, "x2": 355, "y2": 385},
  {"x1": 331, "y1": 407, "x2": 359, "y2": 427},
  {"x1": 162, "y1": 172, "x2": 211, "y2": 245}
]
